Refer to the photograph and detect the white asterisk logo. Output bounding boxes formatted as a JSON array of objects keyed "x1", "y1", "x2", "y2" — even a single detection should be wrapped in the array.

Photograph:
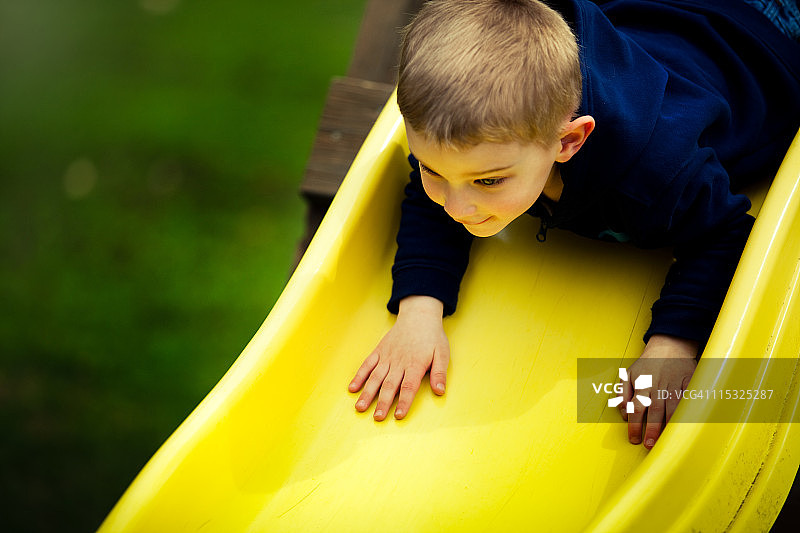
[{"x1": 608, "y1": 368, "x2": 652, "y2": 413}]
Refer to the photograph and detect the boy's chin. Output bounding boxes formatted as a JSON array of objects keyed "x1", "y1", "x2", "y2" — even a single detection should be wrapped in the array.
[{"x1": 463, "y1": 220, "x2": 507, "y2": 238}]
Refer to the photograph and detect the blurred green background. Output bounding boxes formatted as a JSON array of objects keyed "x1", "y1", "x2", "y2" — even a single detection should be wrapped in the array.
[{"x1": 0, "y1": 0, "x2": 366, "y2": 531}]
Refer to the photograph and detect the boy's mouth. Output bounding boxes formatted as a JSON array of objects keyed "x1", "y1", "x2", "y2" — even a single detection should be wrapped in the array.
[{"x1": 459, "y1": 216, "x2": 492, "y2": 226}]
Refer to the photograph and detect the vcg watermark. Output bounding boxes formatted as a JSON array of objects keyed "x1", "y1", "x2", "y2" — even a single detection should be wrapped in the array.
[
  {"x1": 577, "y1": 358, "x2": 793, "y2": 423},
  {"x1": 591, "y1": 367, "x2": 652, "y2": 413}
]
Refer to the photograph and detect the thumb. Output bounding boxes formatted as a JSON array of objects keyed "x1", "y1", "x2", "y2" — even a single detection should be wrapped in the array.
[{"x1": 430, "y1": 342, "x2": 450, "y2": 395}]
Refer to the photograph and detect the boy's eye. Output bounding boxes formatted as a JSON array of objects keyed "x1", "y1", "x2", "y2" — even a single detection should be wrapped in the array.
[
  {"x1": 475, "y1": 177, "x2": 504, "y2": 186},
  {"x1": 420, "y1": 163, "x2": 504, "y2": 186},
  {"x1": 419, "y1": 163, "x2": 437, "y2": 176}
]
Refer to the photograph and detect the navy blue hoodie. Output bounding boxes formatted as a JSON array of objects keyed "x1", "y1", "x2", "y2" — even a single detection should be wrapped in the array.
[{"x1": 389, "y1": 0, "x2": 800, "y2": 344}]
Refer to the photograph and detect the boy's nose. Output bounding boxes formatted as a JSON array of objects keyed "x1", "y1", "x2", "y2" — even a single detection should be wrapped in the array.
[{"x1": 443, "y1": 192, "x2": 477, "y2": 221}]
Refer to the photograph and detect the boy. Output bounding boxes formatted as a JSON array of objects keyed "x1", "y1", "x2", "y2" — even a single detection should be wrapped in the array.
[{"x1": 348, "y1": 0, "x2": 800, "y2": 448}]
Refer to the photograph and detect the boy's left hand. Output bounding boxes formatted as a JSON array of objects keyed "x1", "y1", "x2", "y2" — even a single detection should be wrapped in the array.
[{"x1": 619, "y1": 334, "x2": 698, "y2": 449}]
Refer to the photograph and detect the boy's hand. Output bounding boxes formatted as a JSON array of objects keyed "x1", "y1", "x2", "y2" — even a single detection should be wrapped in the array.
[
  {"x1": 349, "y1": 295, "x2": 449, "y2": 421},
  {"x1": 620, "y1": 334, "x2": 698, "y2": 449}
]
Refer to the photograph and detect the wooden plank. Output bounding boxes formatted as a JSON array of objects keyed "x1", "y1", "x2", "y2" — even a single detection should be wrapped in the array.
[
  {"x1": 301, "y1": 0, "x2": 424, "y2": 200},
  {"x1": 301, "y1": 77, "x2": 394, "y2": 199},
  {"x1": 294, "y1": 0, "x2": 426, "y2": 268}
]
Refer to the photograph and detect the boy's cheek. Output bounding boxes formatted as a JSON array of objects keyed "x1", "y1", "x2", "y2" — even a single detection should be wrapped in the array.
[{"x1": 420, "y1": 179, "x2": 444, "y2": 207}]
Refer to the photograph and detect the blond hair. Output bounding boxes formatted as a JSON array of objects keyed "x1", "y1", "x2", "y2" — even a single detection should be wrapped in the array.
[{"x1": 398, "y1": 0, "x2": 581, "y2": 148}]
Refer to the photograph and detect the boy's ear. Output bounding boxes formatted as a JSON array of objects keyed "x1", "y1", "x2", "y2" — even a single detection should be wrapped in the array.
[{"x1": 555, "y1": 115, "x2": 595, "y2": 163}]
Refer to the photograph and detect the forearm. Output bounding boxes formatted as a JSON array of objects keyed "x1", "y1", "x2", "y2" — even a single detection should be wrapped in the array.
[
  {"x1": 644, "y1": 334, "x2": 699, "y2": 359},
  {"x1": 646, "y1": 211, "x2": 753, "y2": 344},
  {"x1": 398, "y1": 295, "x2": 445, "y2": 319}
]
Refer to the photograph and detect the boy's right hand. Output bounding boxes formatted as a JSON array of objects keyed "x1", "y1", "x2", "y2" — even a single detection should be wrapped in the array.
[{"x1": 348, "y1": 295, "x2": 449, "y2": 421}]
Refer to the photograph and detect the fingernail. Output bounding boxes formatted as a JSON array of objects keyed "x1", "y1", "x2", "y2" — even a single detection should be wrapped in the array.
[
  {"x1": 436, "y1": 383, "x2": 445, "y2": 393},
  {"x1": 356, "y1": 400, "x2": 366, "y2": 409},
  {"x1": 375, "y1": 409, "x2": 384, "y2": 418},
  {"x1": 646, "y1": 438, "x2": 655, "y2": 448},
  {"x1": 395, "y1": 409, "x2": 405, "y2": 418}
]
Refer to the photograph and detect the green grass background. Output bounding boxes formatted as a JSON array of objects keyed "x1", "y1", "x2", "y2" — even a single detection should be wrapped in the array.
[{"x1": 0, "y1": 1, "x2": 366, "y2": 531}]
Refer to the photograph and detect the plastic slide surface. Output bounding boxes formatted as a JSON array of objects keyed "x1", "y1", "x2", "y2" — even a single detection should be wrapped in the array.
[{"x1": 100, "y1": 96, "x2": 800, "y2": 532}]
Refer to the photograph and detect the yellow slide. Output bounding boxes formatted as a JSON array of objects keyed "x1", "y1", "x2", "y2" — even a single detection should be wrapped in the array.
[{"x1": 100, "y1": 96, "x2": 800, "y2": 532}]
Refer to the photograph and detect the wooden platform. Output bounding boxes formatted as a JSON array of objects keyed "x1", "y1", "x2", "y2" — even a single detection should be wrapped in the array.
[
  {"x1": 301, "y1": 77, "x2": 394, "y2": 200},
  {"x1": 296, "y1": 0, "x2": 425, "y2": 264}
]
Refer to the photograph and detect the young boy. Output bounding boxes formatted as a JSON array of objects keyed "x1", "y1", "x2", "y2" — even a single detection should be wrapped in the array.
[{"x1": 348, "y1": 0, "x2": 800, "y2": 448}]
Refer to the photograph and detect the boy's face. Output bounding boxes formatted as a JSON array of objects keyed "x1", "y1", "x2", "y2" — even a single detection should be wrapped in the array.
[{"x1": 406, "y1": 123, "x2": 562, "y2": 237}]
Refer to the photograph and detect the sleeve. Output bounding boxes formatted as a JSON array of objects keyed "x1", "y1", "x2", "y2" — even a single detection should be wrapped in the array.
[
  {"x1": 387, "y1": 154, "x2": 475, "y2": 316},
  {"x1": 640, "y1": 148, "x2": 754, "y2": 345}
]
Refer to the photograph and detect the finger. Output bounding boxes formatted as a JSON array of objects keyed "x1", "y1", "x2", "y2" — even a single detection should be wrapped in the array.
[
  {"x1": 619, "y1": 371, "x2": 633, "y2": 422},
  {"x1": 666, "y1": 375, "x2": 693, "y2": 424},
  {"x1": 395, "y1": 367, "x2": 426, "y2": 419},
  {"x1": 643, "y1": 396, "x2": 665, "y2": 449},
  {"x1": 355, "y1": 360, "x2": 389, "y2": 412},
  {"x1": 627, "y1": 398, "x2": 646, "y2": 445},
  {"x1": 374, "y1": 368, "x2": 404, "y2": 421},
  {"x1": 430, "y1": 343, "x2": 450, "y2": 395},
  {"x1": 665, "y1": 392, "x2": 681, "y2": 425},
  {"x1": 349, "y1": 352, "x2": 380, "y2": 392}
]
